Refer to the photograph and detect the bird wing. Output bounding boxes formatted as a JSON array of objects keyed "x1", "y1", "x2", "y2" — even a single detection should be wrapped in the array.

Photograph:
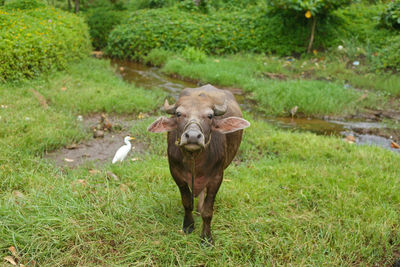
[{"x1": 112, "y1": 145, "x2": 130, "y2": 163}]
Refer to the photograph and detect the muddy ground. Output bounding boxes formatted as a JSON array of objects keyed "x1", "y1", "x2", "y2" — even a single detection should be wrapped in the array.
[{"x1": 44, "y1": 114, "x2": 147, "y2": 168}]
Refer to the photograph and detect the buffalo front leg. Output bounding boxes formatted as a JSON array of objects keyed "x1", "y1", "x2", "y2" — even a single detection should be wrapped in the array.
[
  {"x1": 201, "y1": 177, "x2": 222, "y2": 245},
  {"x1": 177, "y1": 183, "x2": 195, "y2": 234}
]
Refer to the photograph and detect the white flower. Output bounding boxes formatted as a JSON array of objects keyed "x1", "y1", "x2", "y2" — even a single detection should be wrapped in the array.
[{"x1": 338, "y1": 45, "x2": 343, "y2": 50}]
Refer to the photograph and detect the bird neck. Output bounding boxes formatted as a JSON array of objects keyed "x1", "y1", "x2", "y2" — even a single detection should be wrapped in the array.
[{"x1": 125, "y1": 140, "x2": 131, "y2": 147}]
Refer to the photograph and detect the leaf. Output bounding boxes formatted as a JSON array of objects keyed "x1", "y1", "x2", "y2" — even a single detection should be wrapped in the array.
[
  {"x1": 106, "y1": 171, "x2": 119, "y2": 181},
  {"x1": 64, "y1": 158, "x2": 74, "y2": 162},
  {"x1": 61, "y1": 87, "x2": 67, "y2": 91},
  {"x1": 8, "y1": 247, "x2": 18, "y2": 258},
  {"x1": 344, "y1": 135, "x2": 356, "y2": 144},
  {"x1": 391, "y1": 141, "x2": 400, "y2": 149},
  {"x1": 89, "y1": 169, "x2": 100, "y2": 174},
  {"x1": 12, "y1": 191, "x2": 24, "y2": 198},
  {"x1": 4, "y1": 256, "x2": 17, "y2": 266}
]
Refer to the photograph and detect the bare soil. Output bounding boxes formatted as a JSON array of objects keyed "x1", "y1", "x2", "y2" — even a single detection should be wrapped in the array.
[{"x1": 44, "y1": 114, "x2": 147, "y2": 168}]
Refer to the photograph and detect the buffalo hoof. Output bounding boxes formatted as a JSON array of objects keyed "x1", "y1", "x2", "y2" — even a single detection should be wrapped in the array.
[
  {"x1": 183, "y1": 222, "x2": 194, "y2": 234},
  {"x1": 201, "y1": 236, "x2": 214, "y2": 247}
]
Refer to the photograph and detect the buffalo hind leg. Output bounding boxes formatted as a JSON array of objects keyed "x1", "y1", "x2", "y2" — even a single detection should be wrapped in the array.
[{"x1": 177, "y1": 183, "x2": 195, "y2": 234}]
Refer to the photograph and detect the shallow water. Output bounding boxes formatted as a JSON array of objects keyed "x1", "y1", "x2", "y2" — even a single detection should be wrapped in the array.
[{"x1": 111, "y1": 59, "x2": 399, "y2": 153}]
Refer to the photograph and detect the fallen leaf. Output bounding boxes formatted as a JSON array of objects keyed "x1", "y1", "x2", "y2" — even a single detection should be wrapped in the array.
[
  {"x1": 344, "y1": 135, "x2": 356, "y2": 144},
  {"x1": 119, "y1": 183, "x2": 129, "y2": 192},
  {"x1": 391, "y1": 141, "x2": 400, "y2": 149},
  {"x1": 12, "y1": 191, "x2": 24, "y2": 198},
  {"x1": 131, "y1": 157, "x2": 139, "y2": 162},
  {"x1": 106, "y1": 171, "x2": 119, "y2": 181},
  {"x1": 20, "y1": 264, "x2": 26, "y2": 267},
  {"x1": 64, "y1": 158, "x2": 74, "y2": 162},
  {"x1": 8, "y1": 246, "x2": 18, "y2": 258},
  {"x1": 61, "y1": 87, "x2": 67, "y2": 91},
  {"x1": 89, "y1": 169, "x2": 100, "y2": 174},
  {"x1": 66, "y1": 144, "x2": 78, "y2": 150},
  {"x1": 4, "y1": 256, "x2": 17, "y2": 266},
  {"x1": 214, "y1": 59, "x2": 220, "y2": 63}
]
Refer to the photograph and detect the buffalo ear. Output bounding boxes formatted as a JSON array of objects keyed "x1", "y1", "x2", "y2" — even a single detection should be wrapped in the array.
[
  {"x1": 147, "y1": 117, "x2": 177, "y2": 133},
  {"x1": 212, "y1": 117, "x2": 250, "y2": 134}
]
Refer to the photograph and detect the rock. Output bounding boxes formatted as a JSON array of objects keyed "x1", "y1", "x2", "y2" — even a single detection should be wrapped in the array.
[{"x1": 93, "y1": 129, "x2": 104, "y2": 138}]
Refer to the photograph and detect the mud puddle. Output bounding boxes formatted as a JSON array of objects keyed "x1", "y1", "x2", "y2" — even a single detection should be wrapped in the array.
[
  {"x1": 44, "y1": 114, "x2": 146, "y2": 167},
  {"x1": 112, "y1": 59, "x2": 400, "y2": 153}
]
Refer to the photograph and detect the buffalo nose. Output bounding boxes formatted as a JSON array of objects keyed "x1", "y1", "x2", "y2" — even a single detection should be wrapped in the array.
[{"x1": 184, "y1": 130, "x2": 203, "y2": 144}]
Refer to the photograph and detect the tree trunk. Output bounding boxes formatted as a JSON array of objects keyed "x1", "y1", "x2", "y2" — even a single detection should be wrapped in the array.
[
  {"x1": 307, "y1": 16, "x2": 317, "y2": 54},
  {"x1": 67, "y1": 0, "x2": 72, "y2": 11},
  {"x1": 74, "y1": 0, "x2": 79, "y2": 13}
]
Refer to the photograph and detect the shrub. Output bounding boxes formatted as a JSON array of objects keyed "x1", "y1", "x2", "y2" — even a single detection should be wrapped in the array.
[
  {"x1": 106, "y1": 8, "x2": 341, "y2": 59},
  {"x1": 127, "y1": 0, "x2": 177, "y2": 10},
  {"x1": 0, "y1": 6, "x2": 91, "y2": 82},
  {"x1": 143, "y1": 48, "x2": 174, "y2": 66},
  {"x1": 380, "y1": 1, "x2": 400, "y2": 30},
  {"x1": 181, "y1": 46, "x2": 207, "y2": 63},
  {"x1": 377, "y1": 35, "x2": 400, "y2": 71},
  {"x1": 85, "y1": 7, "x2": 127, "y2": 50},
  {"x1": 267, "y1": 0, "x2": 351, "y2": 53},
  {"x1": 4, "y1": 0, "x2": 46, "y2": 9}
]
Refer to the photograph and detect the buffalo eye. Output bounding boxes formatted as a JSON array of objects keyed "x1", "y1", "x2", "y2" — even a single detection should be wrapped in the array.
[
  {"x1": 176, "y1": 111, "x2": 182, "y2": 117},
  {"x1": 208, "y1": 114, "x2": 213, "y2": 119}
]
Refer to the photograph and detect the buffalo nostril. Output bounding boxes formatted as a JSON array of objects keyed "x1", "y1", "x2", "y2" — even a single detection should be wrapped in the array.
[
  {"x1": 185, "y1": 133, "x2": 190, "y2": 138},
  {"x1": 197, "y1": 134, "x2": 202, "y2": 139}
]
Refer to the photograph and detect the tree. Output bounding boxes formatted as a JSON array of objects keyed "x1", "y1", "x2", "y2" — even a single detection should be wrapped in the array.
[
  {"x1": 268, "y1": 0, "x2": 351, "y2": 53},
  {"x1": 74, "y1": 0, "x2": 79, "y2": 12}
]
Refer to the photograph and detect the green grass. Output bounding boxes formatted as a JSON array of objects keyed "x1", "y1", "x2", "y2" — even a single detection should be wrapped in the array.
[
  {"x1": 1, "y1": 58, "x2": 400, "y2": 266},
  {"x1": 161, "y1": 54, "x2": 388, "y2": 117}
]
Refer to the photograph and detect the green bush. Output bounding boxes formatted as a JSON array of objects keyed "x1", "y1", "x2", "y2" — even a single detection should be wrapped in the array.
[
  {"x1": 143, "y1": 48, "x2": 174, "y2": 66},
  {"x1": 85, "y1": 7, "x2": 127, "y2": 50},
  {"x1": 0, "y1": 6, "x2": 91, "y2": 82},
  {"x1": 181, "y1": 46, "x2": 207, "y2": 63},
  {"x1": 106, "y1": 8, "x2": 341, "y2": 59},
  {"x1": 377, "y1": 35, "x2": 400, "y2": 71},
  {"x1": 4, "y1": 0, "x2": 46, "y2": 10},
  {"x1": 380, "y1": 1, "x2": 400, "y2": 30}
]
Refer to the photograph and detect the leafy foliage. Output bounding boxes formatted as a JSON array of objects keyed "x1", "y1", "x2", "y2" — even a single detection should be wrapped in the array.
[
  {"x1": 181, "y1": 46, "x2": 207, "y2": 63},
  {"x1": 268, "y1": 0, "x2": 351, "y2": 16},
  {"x1": 0, "y1": 6, "x2": 91, "y2": 82},
  {"x1": 85, "y1": 7, "x2": 127, "y2": 50},
  {"x1": 4, "y1": 0, "x2": 46, "y2": 9},
  {"x1": 106, "y1": 8, "x2": 341, "y2": 59},
  {"x1": 377, "y1": 35, "x2": 400, "y2": 71},
  {"x1": 380, "y1": 1, "x2": 400, "y2": 29}
]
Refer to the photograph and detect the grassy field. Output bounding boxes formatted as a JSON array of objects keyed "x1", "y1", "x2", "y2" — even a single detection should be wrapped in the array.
[
  {"x1": 1, "y1": 57, "x2": 400, "y2": 266},
  {"x1": 159, "y1": 53, "x2": 398, "y2": 117}
]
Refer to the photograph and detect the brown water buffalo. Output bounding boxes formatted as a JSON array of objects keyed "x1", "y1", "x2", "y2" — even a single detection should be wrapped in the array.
[{"x1": 147, "y1": 84, "x2": 250, "y2": 244}]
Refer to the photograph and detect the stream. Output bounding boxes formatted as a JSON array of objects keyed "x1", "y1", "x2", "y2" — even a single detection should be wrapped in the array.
[{"x1": 111, "y1": 59, "x2": 399, "y2": 153}]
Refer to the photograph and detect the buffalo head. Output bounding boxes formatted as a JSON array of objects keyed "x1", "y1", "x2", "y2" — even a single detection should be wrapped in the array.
[{"x1": 147, "y1": 96, "x2": 250, "y2": 152}]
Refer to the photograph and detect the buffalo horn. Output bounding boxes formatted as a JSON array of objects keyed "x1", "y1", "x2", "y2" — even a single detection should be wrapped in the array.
[
  {"x1": 213, "y1": 100, "x2": 227, "y2": 116},
  {"x1": 163, "y1": 99, "x2": 177, "y2": 114}
]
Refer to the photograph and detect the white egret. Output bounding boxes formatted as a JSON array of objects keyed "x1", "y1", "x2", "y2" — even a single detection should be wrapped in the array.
[{"x1": 112, "y1": 136, "x2": 135, "y2": 164}]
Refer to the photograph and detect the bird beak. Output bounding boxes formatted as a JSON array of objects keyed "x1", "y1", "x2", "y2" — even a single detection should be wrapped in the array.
[{"x1": 129, "y1": 137, "x2": 135, "y2": 140}]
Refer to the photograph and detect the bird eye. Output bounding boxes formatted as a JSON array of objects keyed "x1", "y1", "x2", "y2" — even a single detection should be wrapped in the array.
[
  {"x1": 176, "y1": 112, "x2": 181, "y2": 117},
  {"x1": 208, "y1": 114, "x2": 213, "y2": 119}
]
